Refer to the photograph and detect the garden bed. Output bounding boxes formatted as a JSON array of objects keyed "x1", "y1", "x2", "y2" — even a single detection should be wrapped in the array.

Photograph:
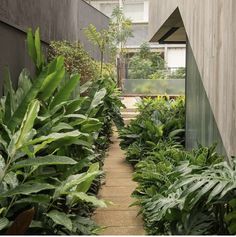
[
  {"x1": 119, "y1": 96, "x2": 236, "y2": 235},
  {"x1": 0, "y1": 29, "x2": 124, "y2": 235}
]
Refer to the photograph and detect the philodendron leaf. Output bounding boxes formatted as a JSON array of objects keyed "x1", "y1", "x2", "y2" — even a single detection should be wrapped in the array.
[
  {"x1": 46, "y1": 210, "x2": 72, "y2": 231},
  {"x1": 0, "y1": 218, "x2": 9, "y2": 231},
  {"x1": 11, "y1": 155, "x2": 77, "y2": 170},
  {"x1": 1, "y1": 183, "x2": 55, "y2": 197}
]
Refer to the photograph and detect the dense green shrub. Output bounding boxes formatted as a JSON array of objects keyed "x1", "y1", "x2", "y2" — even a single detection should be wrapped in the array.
[
  {"x1": 128, "y1": 42, "x2": 166, "y2": 79},
  {"x1": 119, "y1": 97, "x2": 185, "y2": 165},
  {"x1": 48, "y1": 41, "x2": 98, "y2": 84},
  {"x1": 0, "y1": 28, "x2": 124, "y2": 235},
  {"x1": 120, "y1": 96, "x2": 236, "y2": 235},
  {"x1": 169, "y1": 67, "x2": 186, "y2": 79}
]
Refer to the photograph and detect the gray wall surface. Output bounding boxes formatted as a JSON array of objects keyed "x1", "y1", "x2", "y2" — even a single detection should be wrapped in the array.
[
  {"x1": 149, "y1": 0, "x2": 236, "y2": 158},
  {"x1": 0, "y1": 0, "x2": 109, "y2": 92},
  {"x1": 186, "y1": 41, "x2": 227, "y2": 157}
]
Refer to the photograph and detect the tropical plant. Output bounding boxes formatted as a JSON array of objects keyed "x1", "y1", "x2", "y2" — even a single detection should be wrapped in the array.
[
  {"x1": 119, "y1": 97, "x2": 185, "y2": 164},
  {"x1": 120, "y1": 95, "x2": 236, "y2": 235},
  {"x1": 109, "y1": 6, "x2": 133, "y2": 57},
  {"x1": 0, "y1": 27, "x2": 123, "y2": 235},
  {"x1": 84, "y1": 24, "x2": 110, "y2": 75}
]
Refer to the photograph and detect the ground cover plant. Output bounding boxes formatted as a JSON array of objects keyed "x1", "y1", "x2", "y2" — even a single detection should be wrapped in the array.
[
  {"x1": 0, "y1": 28, "x2": 124, "y2": 235},
  {"x1": 119, "y1": 97, "x2": 236, "y2": 235}
]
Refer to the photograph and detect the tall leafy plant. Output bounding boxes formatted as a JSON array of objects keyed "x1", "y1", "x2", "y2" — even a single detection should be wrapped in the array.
[
  {"x1": 84, "y1": 24, "x2": 110, "y2": 75},
  {"x1": 0, "y1": 28, "x2": 115, "y2": 235},
  {"x1": 120, "y1": 96, "x2": 236, "y2": 235}
]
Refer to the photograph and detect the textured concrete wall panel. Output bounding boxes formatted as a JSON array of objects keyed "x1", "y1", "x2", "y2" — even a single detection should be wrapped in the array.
[{"x1": 149, "y1": 0, "x2": 236, "y2": 157}]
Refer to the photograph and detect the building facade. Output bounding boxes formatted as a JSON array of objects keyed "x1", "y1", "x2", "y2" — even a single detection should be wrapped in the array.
[
  {"x1": 149, "y1": 0, "x2": 236, "y2": 159},
  {"x1": 86, "y1": 0, "x2": 186, "y2": 70}
]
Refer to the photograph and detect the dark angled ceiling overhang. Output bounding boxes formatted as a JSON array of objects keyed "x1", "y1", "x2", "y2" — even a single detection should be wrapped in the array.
[{"x1": 150, "y1": 8, "x2": 186, "y2": 44}]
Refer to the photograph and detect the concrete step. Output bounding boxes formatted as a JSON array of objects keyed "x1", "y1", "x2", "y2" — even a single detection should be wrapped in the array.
[
  {"x1": 101, "y1": 226, "x2": 145, "y2": 235},
  {"x1": 123, "y1": 118, "x2": 135, "y2": 125},
  {"x1": 121, "y1": 108, "x2": 138, "y2": 113},
  {"x1": 94, "y1": 210, "x2": 143, "y2": 227},
  {"x1": 121, "y1": 111, "x2": 139, "y2": 118}
]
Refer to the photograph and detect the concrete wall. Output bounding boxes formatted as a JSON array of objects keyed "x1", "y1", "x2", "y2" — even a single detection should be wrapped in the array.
[
  {"x1": 186, "y1": 40, "x2": 227, "y2": 157},
  {"x1": 0, "y1": 0, "x2": 109, "y2": 91},
  {"x1": 149, "y1": 0, "x2": 236, "y2": 158}
]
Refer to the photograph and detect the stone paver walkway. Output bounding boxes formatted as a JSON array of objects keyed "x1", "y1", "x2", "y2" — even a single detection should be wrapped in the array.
[{"x1": 94, "y1": 129, "x2": 145, "y2": 235}]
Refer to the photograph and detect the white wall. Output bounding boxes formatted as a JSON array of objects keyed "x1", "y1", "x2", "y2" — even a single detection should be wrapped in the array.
[
  {"x1": 90, "y1": 0, "x2": 149, "y2": 23},
  {"x1": 166, "y1": 47, "x2": 186, "y2": 68}
]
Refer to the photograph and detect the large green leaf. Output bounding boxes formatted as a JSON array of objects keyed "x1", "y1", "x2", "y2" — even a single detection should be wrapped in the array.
[
  {"x1": 80, "y1": 80, "x2": 92, "y2": 94},
  {"x1": 15, "y1": 69, "x2": 32, "y2": 108},
  {"x1": 27, "y1": 28, "x2": 37, "y2": 66},
  {"x1": 3, "y1": 67, "x2": 15, "y2": 120},
  {"x1": 89, "y1": 88, "x2": 106, "y2": 110},
  {"x1": 80, "y1": 119, "x2": 102, "y2": 133},
  {"x1": 11, "y1": 155, "x2": 77, "y2": 170},
  {"x1": 76, "y1": 163, "x2": 100, "y2": 193},
  {"x1": 39, "y1": 56, "x2": 65, "y2": 101},
  {"x1": 0, "y1": 217, "x2": 9, "y2": 231},
  {"x1": 25, "y1": 131, "x2": 81, "y2": 146},
  {"x1": 50, "y1": 73, "x2": 81, "y2": 109},
  {"x1": 69, "y1": 192, "x2": 107, "y2": 208},
  {"x1": 46, "y1": 210, "x2": 72, "y2": 231},
  {"x1": 6, "y1": 67, "x2": 48, "y2": 132},
  {"x1": 1, "y1": 183, "x2": 55, "y2": 197},
  {"x1": 25, "y1": 130, "x2": 80, "y2": 152},
  {"x1": 14, "y1": 100, "x2": 40, "y2": 150},
  {"x1": 34, "y1": 28, "x2": 44, "y2": 69},
  {"x1": 4, "y1": 171, "x2": 18, "y2": 189},
  {"x1": 51, "y1": 123, "x2": 74, "y2": 132},
  {"x1": 15, "y1": 194, "x2": 51, "y2": 204},
  {"x1": 54, "y1": 165, "x2": 101, "y2": 198}
]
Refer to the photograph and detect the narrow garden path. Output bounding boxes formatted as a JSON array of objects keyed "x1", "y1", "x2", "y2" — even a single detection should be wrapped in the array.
[{"x1": 94, "y1": 97, "x2": 145, "y2": 235}]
